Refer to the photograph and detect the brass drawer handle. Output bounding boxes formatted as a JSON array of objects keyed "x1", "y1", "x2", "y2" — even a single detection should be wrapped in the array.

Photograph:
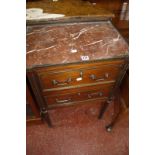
[
  {"x1": 52, "y1": 77, "x2": 72, "y2": 86},
  {"x1": 87, "y1": 92, "x2": 103, "y2": 99},
  {"x1": 56, "y1": 98, "x2": 71, "y2": 104},
  {"x1": 76, "y1": 71, "x2": 83, "y2": 81},
  {"x1": 90, "y1": 73, "x2": 109, "y2": 81}
]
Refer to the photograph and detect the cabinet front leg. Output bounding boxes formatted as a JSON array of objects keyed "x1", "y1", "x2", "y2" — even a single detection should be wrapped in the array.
[{"x1": 41, "y1": 109, "x2": 52, "y2": 127}]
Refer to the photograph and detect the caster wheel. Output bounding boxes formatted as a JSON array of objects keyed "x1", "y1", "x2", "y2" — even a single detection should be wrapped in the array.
[{"x1": 106, "y1": 126, "x2": 112, "y2": 132}]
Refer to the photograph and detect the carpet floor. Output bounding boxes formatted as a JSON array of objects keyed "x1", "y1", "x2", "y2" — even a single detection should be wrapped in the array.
[{"x1": 27, "y1": 101, "x2": 129, "y2": 155}]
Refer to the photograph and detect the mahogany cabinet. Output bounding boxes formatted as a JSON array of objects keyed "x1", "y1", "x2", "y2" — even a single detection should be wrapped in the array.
[{"x1": 26, "y1": 19, "x2": 128, "y2": 131}]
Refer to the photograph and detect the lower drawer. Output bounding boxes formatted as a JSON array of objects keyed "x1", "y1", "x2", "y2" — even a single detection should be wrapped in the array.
[{"x1": 44, "y1": 83, "x2": 113, "y2": 107}]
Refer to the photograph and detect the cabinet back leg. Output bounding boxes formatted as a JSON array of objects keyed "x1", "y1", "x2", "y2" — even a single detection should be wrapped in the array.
[{"x1": 105, "y1": 89, "x2": 121, "y2": 132}]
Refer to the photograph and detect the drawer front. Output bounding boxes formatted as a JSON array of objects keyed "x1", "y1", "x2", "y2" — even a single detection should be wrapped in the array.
[
  {"x1": 44, "y1": 83, "x2": 113, "y2": 107},
  {"x1": 37, "y1": 64, "x2": 122, "y2": 91}
]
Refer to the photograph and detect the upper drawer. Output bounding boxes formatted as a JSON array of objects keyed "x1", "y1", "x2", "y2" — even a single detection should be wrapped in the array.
[{"x1": 36, "y1": 63, "x2": 123, "y2": 91}]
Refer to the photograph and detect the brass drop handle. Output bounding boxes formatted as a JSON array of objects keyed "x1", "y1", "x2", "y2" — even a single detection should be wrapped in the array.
[
  {"x1": 104, "y1": 73, "x2": 109, "y2": 78},
  {"x1": 76, "y1": 71, "x2": 83, "y2": 81},
  {"x1": 52, "y1": 77, "x2": 72, "y2": 86},
  {"x1": 89, "y1": 73, "x2": 109, "y2": 81},
  {"x1": 56, "y1": 98, "x2": 71, "y2": 104},
  {"x1": 88, "y1": 92, "x2": 103, "y2": 99}
]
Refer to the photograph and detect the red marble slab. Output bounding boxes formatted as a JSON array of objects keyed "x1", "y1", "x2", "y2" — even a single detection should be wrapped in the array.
[{"x1": 26, "y1": 21, "x2": 128, "y2": 68}]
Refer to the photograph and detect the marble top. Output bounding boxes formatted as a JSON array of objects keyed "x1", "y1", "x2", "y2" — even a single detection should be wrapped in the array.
[{"x1": 26, "y1": 21, "x2": 128, "y2": 68}]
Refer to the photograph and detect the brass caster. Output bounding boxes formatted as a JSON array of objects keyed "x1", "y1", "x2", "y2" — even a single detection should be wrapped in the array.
[{"x1": 106, "y1": 125, "x2": 112, "y2": 132}]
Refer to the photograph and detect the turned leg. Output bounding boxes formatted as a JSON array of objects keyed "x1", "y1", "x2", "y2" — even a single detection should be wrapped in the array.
[
  {"x1": 105, "y1": 89, "x2": 121, "y2": 132},
  {"x1": 41, "y1": 109, "x2": 52, "y2": 127}
]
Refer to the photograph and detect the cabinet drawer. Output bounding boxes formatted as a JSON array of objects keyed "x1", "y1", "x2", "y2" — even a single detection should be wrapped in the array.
[
  {"x1": 44, "y1": 83, "x2": 113, "y2": 107},
  {"x1": 37, "y1": 64, "x2": 122, "y2": 91}
]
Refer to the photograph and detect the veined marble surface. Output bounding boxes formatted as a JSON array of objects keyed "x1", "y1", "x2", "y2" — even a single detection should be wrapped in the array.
[{"x1": 26, "y1": 21, "x2": 128, "y2": 68}]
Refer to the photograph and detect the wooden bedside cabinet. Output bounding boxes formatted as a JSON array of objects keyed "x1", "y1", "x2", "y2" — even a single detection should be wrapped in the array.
[{"x1": 26, "y1": 19, "x2": 128, "y2": 131}]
